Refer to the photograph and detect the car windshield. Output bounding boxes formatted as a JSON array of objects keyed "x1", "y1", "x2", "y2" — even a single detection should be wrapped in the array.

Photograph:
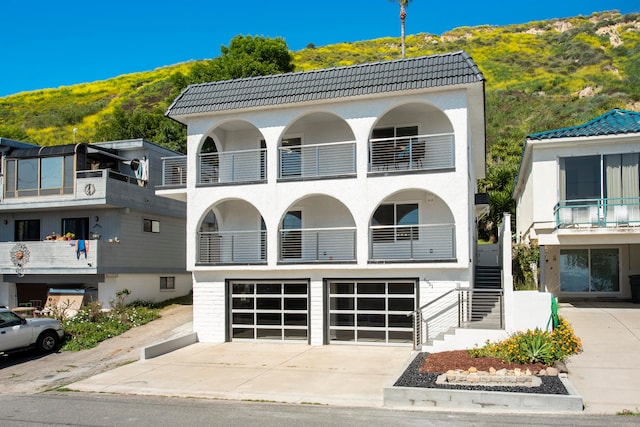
[{"x1": 0, "y1": 310, "x2": 24, "y2": 327}]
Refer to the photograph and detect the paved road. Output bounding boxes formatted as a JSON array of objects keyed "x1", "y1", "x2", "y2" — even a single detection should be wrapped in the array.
[{"x1": 1, "y1": 393, "x2": 638, "y2": 427}]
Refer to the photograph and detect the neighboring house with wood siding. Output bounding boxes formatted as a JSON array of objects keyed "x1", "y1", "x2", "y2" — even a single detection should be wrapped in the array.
[{"x1": 0, "y1": 138, "x2": 191, "y2": 310}]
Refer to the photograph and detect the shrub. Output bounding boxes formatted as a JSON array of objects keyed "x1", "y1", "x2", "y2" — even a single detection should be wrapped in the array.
[
  {"x1": 61, "y1": 297, "x2": 159, "y2": 351},
  {"x1": 469, "y1": 316, "x2": 582, "y2": 365}
]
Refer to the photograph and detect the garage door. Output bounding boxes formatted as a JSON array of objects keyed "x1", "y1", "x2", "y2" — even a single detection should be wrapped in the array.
[
  {"x1": 229, "y1": 281, "x2": 309, "y2": 341},
  {"x1": 328, "y1": 280, "x2": 416, "y2": 345}
]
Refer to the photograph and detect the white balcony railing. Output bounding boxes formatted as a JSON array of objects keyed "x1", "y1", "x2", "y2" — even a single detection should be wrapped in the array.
[
  {"x1": 161, "y1": 155, "x2": 187, "y2": 187},
  {"x1": 199, "y1": 149, "x2": 266, "y2": 185},
  {"x1": 197, "y1": 231, "x2": 266, "y2": 264},
  {"x1": 369, "y1": 133, "x2": 454, "y2": 172},
  {"x1": 555, "y1": 198, "x2": 640, "y2": 228},
  {"x1": 279, "y1": 141, "x2": 356, "y2": 179},
  {"x1": 279, "y1": 227, "x2": 356, "y2": 262},
  {"x1": 369, "y1": 223, "x2": 456, "y2": 261}
]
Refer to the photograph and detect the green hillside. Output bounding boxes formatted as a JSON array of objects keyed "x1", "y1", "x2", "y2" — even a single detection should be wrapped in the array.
[{"x1": 1, "y1": 10, "x2": 638, "y2": 170}]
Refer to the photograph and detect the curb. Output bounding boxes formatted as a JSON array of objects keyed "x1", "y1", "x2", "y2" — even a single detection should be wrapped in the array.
[
  {"x1": 383, "y1": 354, "x2": 584, "y2": 413},
  {"x1": 140, "y1": 332, "x2": 198, "y2": 360}
]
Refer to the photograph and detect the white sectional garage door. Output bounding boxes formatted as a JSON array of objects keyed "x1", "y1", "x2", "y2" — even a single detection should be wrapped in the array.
[
  {"x1": 229, "y1": 281, "x2": 309, "y2": 341},
  {"x1": 328, "y1": 280, "x2": 416, "y2": 345}
]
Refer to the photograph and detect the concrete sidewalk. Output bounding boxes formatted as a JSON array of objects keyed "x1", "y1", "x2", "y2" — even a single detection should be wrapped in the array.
[
  {"x1": 68, "y1": 342, "x2": 413, "y2": 407},
  {"x1": 560, "y1": 301, "x2": 640, "y2": 414}
]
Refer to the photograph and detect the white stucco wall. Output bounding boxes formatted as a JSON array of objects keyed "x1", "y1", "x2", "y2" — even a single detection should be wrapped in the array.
[
  {"x1": 99, "y1": 273, "x2": 192, "y2": 308},
  {"x1": 180, "y1": 86, "x2": 484, "y2": 345}
]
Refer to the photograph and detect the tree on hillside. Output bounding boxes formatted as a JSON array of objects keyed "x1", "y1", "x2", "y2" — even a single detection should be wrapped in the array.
[
  {"x1": 390, "y1": 0, "x2": 412, "y2": 58},
  {"x1": 172, "y1": 35, "x2": 294, "y2": 97},
  {"x1": 96, "y1": 35, "x2": 295, "y2": 153}
]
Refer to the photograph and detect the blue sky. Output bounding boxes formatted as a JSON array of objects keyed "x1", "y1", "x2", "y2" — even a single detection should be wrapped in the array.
[{"x1": 1, "y1": 0, "x2": 639, "y2": 98}]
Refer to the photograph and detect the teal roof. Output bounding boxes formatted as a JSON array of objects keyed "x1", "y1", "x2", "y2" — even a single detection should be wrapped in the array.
[{"x1": 527, "y1": 109, "x2": 640, "y2": 140}]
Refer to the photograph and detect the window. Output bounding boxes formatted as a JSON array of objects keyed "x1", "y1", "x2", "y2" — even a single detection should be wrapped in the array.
[
  {"x1": 40, "y1": 157, "x2": 64, "y2": 194},
  {"x1": 62, "y1": 217, "x2": 89, "y2": 240},
  {"x1": 560, "y1": 248, "x2": 619, "y2": 292},
  {"x1": 371, "y1": 203, "x2": 419, "y2": 242},
  {"x1": 280, "y1": 137, "x2": 302, "y2": 177},
  {"x1": 281, "y1": 210, "x2": 302, "y2": 259},
  {"x1": 5, "y1": 155, "x2": 76, "y2": 198},
  {"x1": 370, "y1": 126, "x2": 418, "y2": 170},
  {"x1": 160, "y1": 277, "x2": 175, "y2": 291},
  {"x1": 560, "y1": 154, "x2": 640, "y2": 202},
  {"x1": 15, "y1": 219, "x2": 40, "y2": 241},
  {"x1": 17, "y1": 158, "x2": 38, "y2": 195},
  {"x1": 143, "y1": 219, "x2": 160, "y2": 233}
]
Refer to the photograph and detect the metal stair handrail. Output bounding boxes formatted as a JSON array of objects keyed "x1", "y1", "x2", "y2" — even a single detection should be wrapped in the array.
[{"x1": 409, "y1": 287, "x2": 504, "y2": 350}]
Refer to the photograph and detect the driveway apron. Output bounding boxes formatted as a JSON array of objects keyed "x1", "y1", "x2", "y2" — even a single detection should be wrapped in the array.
[{"x1": 560, "y1": 301, "x2": 640, "y2": 414}]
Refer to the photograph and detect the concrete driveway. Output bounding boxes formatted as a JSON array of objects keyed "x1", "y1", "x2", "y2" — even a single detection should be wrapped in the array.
[
  {"x1": 560, "y1": 301, "x2": 640, "y2": 414},
  {"x1": 66, "y1": 301, "x2": 640, "y2": 414},
  {"x1": 68, "y1": 342, "x2": 413, "y2": 407}
]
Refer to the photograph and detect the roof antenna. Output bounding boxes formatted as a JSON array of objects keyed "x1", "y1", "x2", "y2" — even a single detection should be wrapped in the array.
[{"x1": 73, "y1": 128, "x2": 77, "y2": 144}]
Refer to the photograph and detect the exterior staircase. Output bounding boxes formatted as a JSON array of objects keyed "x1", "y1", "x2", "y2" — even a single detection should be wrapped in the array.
[
  {"x1": 420, "y1": 265, "x2": 505, "y2": 352},
  {"x1": 466, "y1": 265, "x2": 503, "y2": 327}
]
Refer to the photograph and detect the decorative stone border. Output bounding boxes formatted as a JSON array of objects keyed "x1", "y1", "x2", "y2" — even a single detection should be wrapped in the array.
[{"x1": 436, "y1": 367, "x2": 543, "y2": 387}]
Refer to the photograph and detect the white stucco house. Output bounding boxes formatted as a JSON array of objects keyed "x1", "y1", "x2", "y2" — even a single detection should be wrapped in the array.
[
  {"x1": 157, "y1": 52, "x2": 550, "y2": 349},
  {"x1": 513, "y1": 109, "x2": 640, "y2": 301}
]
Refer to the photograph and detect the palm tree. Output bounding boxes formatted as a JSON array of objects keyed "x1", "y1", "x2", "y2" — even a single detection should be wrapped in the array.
[{"x1": 390, "y1": 0, "x2": 412, "y2": 58}]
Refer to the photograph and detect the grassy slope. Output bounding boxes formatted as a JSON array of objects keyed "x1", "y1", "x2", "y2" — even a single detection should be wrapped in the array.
[{"x1": 1, "y1": 11, "x2": 638, "y2": 168}]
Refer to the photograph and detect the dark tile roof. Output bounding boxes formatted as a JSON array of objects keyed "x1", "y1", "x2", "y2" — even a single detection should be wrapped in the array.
[
  {"x1": 166, "y1": 51, "x2": 484, "y2": 119},
  {"x1": 527, "y1": 108, "x2": 640, "y2": 140}
]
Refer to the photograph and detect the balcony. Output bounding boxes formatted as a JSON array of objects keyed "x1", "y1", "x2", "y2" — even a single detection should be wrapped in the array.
[
  {"x1": 369, "y1": 224, "x2": 456, "y2": 262},
  {"x1": 197, "y1": 231, "x2": 266, "y2": 265},
  {"x1": 161, "y1": 155, "x2": 187, "y2": 188},
  {"x1": 368, "y1": 133, "x2": 454, "y2": 173},
  {"x1": 279, "y1": 227, "x2": 356, "y2": 263},
  {"x1": 555, "y1": 198, "x2": 640, "y2": 229},
  {"x1": 279, "y1": 141, "x2": 356, "y2": 180},
  {"x1": 0, "y1": 241, "x2": 98, "y2": 275},
  {"x1": 0, "y1": 169, "x2": 143, "y2": 209},
  {"x1": 199, "y1": 149, "x2": 266, "y2": 185}
]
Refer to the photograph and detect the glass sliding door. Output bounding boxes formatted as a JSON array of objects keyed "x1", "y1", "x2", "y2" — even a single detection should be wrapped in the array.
[{"x1": 560, "y1": 248, "x2": 619, "y2": 293}]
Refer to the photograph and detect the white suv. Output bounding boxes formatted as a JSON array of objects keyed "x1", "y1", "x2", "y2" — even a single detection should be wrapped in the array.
[{"x1": 0, "y1": 308, "x2": 64, "y2": 354}]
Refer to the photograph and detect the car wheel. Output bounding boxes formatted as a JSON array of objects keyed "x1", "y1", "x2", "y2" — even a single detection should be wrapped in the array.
[{"x1": 36, "y1": 331, "x2": 59, "y2": 353}]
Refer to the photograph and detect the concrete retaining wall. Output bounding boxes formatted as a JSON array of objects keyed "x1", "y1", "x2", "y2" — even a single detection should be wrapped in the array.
[{"x1": 384, "y1": 375, "x2": 583, "y2": 412}]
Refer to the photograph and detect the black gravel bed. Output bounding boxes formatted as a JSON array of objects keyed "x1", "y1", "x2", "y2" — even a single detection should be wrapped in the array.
[{"x1": 393, "y1": 352, "x2": 569, "y2": 395}]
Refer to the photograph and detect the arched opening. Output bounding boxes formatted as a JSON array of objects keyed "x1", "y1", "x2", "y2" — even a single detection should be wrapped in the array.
[
  {"x1": 196, "y1": 201, "x2": 266, "y2": 264},
  {"x1": 369, "y1": 103, "x2": 454, "y2": 173},
  {"x1": 279, "y1": 194, "x2": 356, "y2": 262},
  {"x1": 278, "y1": 112, "x2": 356, "y2": 179},
  {"x1": 369, "y1": 189, "x2": 456, "y2": 261},
  {"x1": 198, "y1": 122, "x2": 266, "y2": 185}
]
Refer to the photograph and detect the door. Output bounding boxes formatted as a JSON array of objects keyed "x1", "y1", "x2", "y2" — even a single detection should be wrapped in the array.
[
  {"x1": 229, "y1": 280, "x2": 309, "y2": 341},
  {"x1": 328, "y1": 279, "x2": 416, "y2": 345}
]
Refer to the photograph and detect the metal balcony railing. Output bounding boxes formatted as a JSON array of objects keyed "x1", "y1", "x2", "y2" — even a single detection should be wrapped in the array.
[
  {"x1": 197, "y1": 231, "x2": 266, "y2": 264},
  {"x1": 199, "y1": 149, "x2": 266, "y2": 185},
  {"x1": 368, "y1": 133, "x2": 454, "y2": 172},
  {"x1": 369, "y1": 223, "x2": 456, "y2": 261},
  {"x1": 161, "y1": 155, "x2": 187, "y2": 187},
  {"x1": 278, "y1": 141, "x2": 356, "y2": 179},
  {"x1": 555, "y1": 197, "x2": 640, "y2": 228},
  {"x1": 279, "y1": 227, "x2": 356, "y2": 262}
]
